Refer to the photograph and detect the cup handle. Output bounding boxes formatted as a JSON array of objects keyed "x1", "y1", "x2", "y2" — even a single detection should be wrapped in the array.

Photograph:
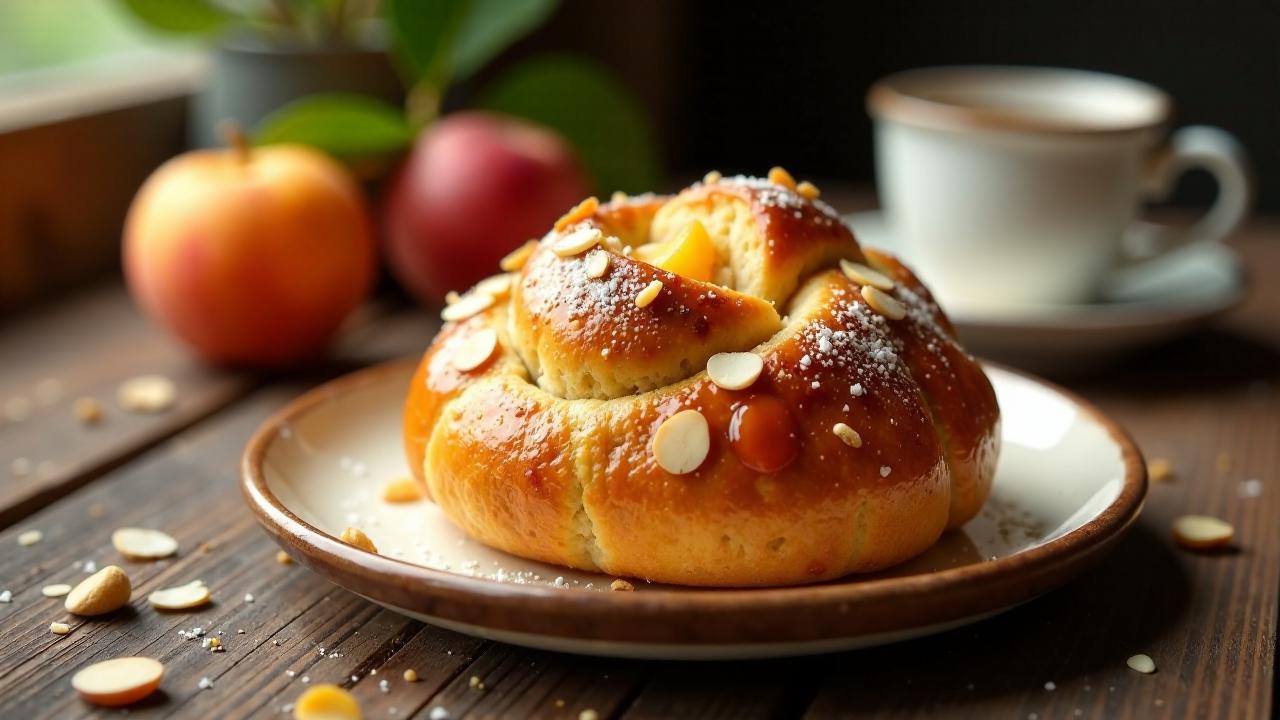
[{"x1": 1131, "y1": 125, "x2": 1253, "y2": 257}]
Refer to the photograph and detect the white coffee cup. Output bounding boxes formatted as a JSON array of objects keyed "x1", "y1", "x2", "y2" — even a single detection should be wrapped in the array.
[{"x1": 868, "y1": 66, "x2": 1251, "y2": 308}]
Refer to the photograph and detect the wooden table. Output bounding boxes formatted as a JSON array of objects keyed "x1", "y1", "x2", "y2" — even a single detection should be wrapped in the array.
[{"x1": 0, "y1": 212, "x2": 1276, "y2": 719}]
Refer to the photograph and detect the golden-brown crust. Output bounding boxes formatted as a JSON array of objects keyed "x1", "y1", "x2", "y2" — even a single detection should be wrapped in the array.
[{"x1": 405, "y1": 174, "x2": 1001, "y2": 587}]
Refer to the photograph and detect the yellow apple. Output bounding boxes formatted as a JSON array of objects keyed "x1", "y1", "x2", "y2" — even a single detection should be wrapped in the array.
[{"x1": 124, "y1": 142, "x2": 375, "y2": 366}]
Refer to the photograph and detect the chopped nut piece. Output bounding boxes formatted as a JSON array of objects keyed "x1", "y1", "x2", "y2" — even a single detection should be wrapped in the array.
[
  {"x1": 1126, "y1": 653, "x2": 1156, "y2": 674},
  {"x1": 706, "y1": 352, "x2": 764, "y2": 390},
  {"x1": 440, "y1": 292, "x2": 494, "y2": 322},
  {"x1": 277, "y1": 550, "x2": 294, "y2": 565},
  {"x1": 65, "y1": 566, "x2": 131, "y2": 616},
  {"x1": 50, "y1": 621, "x2": 71, "y2": 635},
  {"x1": 861, "y1": 285, "x2": 906, "y2": 320},
  {"x1": 474, "y1": 273, "x2": 513, "y2": 300},
  {"x1": 17, "y1": 529, "x2": 43, "y2": 546},
  {"x1": 702, "y1": 170, "x2": 722, "y2": 184},
  {"x1": 294, "y1": 684, "x2": 361, "y2": 720},
  {"x1": 451, "y1": 328, "x2": 499, "y2": 372},
  {"x1": 382, "y1": 477, "x2": 425, "y2": 504},
  {"x1": 552, "y1": 226, "x2": 603, "y2": 257},
  {"x1": 1172, "y1": 515, "x2": 1233, "y2": 550},
  {"x1": 71, "y1": 657, "x2": 164, "y2": 707},
  {"x1": 1147, "y1": 457, "x2": 1173, "y2": 482},
  {"x1": 469, "y1": 675, "x2": 482, "y2": 689},
  {"x1": 341, "y1": 527, "x2": 378, "y2": 554},
  {"x1": 74, "y1": 397, "x2": 103, "y2": 425},
  {"x1": 499, "y1": 240, "x2": 539, "y2": 272},
  {"x1": 634, "y1": 280, "x2": 664, "y2": 308},
  {"x1": 117, "y1": 375, "x2": 176, "y2": 413},
  {"x1": 42, "y1": 584, "x2": 72, "y2": 598},
  {"x1": 148, "y1": 579, "x2": 211, "y2": 611},
  {"x1": 652, "y1": 410, "x2": 710, "y2": 475},
  {"x1": 554, "y1": 196, "x2": 599, "y2": 231},
  {"x1": 111, "y1": 527, "x2": 179, "y2": 560},
  {"x1": 584, "y1": 251, "x2": 610, "y2": 279},
  {"x1": 839, "y1": 259, "x2": 896, "y2": 290},
  {"x1": 767, "y1": 166, "x2": 797, "y2": 190},
  {"x1": 610, "y1": 579, "x2": 635, "y2": 592},
  {"x1": 403, "y1": 669, "x2": 419, "y2": 682},
  {"x1": 796, "y1": 180, "x2": 821, "y2": 199},
  {"x1": 832, "y1": 423, "x2": 863, "y2": 448}
]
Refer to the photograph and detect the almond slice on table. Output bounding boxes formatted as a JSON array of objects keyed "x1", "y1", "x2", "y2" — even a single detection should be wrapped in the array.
[
  {"x1": 652, "y1": 410, "x2": 710, "y2": 475},
  {"x1": 1126, "y1": 653, "x2": 1156, "y2": 674},
  {"x1": 50, "y1": 621, "x2": 72, "y2": 635},
  {"x1": 451, "y1": 329, "x2": 499, "y2": 372},
  {"x1": 294, "y1": 684, "x2": 362, "y2": 720},
  {"x1": 341, "y1": 527, "x2": 378, "y2": 554},
  {"x1": 148, "y1": 580, "x2": 211, "y2": 611},
  {"x1": 42, "y1": 583, "x2": 72, "y2": 598},
  {"x1": 65, "y1": 566, "x2": 131, "y2": 616},
  {"x1": 839, "y1": 259, "x2": 895, "y2": 290},
  {"x1": 71, "y1": 657, "x2": 164, "y2": 707},
  {"x1": 117, "y1": 375, "x2": 176, "y2": 413},
  {"x1": 382, "y1": 477, "x2": 424, "y2": 503},
  {"x1": 706, "y1": 352, "x2": 764, "y2": 390},
  {"x1": 111, "y1": 528, "x2": 179, "y2": 560},
  {"x1": 1172, "y1": 515, "x2": 1233, "y2": 550}
]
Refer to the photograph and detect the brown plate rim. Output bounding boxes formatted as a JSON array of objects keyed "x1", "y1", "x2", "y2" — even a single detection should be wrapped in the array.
[{"x1": 241, "y1": 359, "x2": 1147, "y2": 647}]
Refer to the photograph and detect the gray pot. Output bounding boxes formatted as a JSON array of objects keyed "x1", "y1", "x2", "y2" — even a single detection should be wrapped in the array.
[{"x1": 192, "y1": 38, "x2": 404, "y2": 148}]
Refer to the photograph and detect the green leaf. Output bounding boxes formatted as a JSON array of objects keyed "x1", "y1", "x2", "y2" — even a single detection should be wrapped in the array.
[
  {"x1": 384, "y1": 0, "x2": 468, "y2": 86},
  {"x1": 478, "y1": 55, "x2": 661, "y2": 194},
  {"x1": 253, "y1": 94, "x2": 414, "y2": 160},
  {"x1": 451, "y1": 0, "x2": 559, "y2": 81},
  {"x1": 119, "y1": 0, "x2": 230, "y2": 34}
]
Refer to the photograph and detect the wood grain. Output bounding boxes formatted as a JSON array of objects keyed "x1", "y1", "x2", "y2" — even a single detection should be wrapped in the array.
[{"x1": 0, "y1": 209, "x2": 1277, "y2": 718}]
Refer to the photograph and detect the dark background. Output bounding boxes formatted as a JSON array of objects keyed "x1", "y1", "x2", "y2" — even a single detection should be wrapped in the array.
[{"x1": 498, "y1": 0, "x2": 1279, "y2": 210}]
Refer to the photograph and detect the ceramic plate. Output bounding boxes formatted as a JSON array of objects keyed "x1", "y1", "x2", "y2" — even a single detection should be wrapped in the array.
[
  {"x1": 846, "y1": 210, "x2": 1245, "y2": 371},
  {"x1": 242, "y1": 360, "x2": 1146, "y2": 660}
]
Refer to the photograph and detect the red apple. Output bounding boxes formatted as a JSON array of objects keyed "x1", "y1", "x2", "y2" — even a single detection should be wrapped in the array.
[
  {"x1": 124, "y1": 141, "x2": 375, "y2": 367},
  {"x1": 383, "y1": 112, "x2": 590, "y2": 303}
]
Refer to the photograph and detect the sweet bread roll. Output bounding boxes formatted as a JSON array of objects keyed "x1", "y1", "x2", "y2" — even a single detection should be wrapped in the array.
[{"x1": 403, "y1": 170, "x2": 1000, "y2": 587}]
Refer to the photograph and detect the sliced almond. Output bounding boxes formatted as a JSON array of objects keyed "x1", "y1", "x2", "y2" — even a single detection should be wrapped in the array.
[
  {"x1": 652, "y1": 410, "x2": 710, "y2": 475},
  {"x1": 444, "y1": 290, "x2": 461, "y2": 305},
  {"x1": 50, "y1": 621, "x2": 72, "y2": 635},
  {"x1": 861, "y1": 285, "x2": 906, "y2": 320},
  {"x1": 554, "y1": 196, "x2": 599, "y2": 231},
  {"x1": 584, "y1": 251, "x2": 610, "y2": 279},
  {"x1": 147, "y1": 580, "x2": 211, "y2": 611},
  {"x1": 635, "y1": 280, "x2": 664, "y2": 309},
  {"x1": 702, "y1": 170, "x2": 722, "y2": 185},
  {"x1": 117, "y1": 375, "x2": 176, "y2": 413},
  {"x1": 840, "y1": 259, "x2": 895, "y2": 290},
  {"x1": 610, "y1": 579, "x2": 635, "y2": 592},
  {"x1": 451, "y1": 329, "x2": 499, "y2": 372},
  {"x1": 1126, "y1": 653, "x2": 1156, "y2": 674},
  {"x1": 74, "y1": 397, "x2": 103, "y2": 425},
  {"x1": 706, "y1": 352, "x2": 763, "y2": 390},
  {"x1": 440, "y1": 292, "x2": 494, "y2": 322},
  {"x1": 65, "y1": 565, "x2": 131, "y2": 617},
  {"x1": 474, "y1": 273, "x2": 513, "y2": 300},
  {"x1": 111, "y1": 528, "x2": 178, "y2": 560},
  {"x1": 832, "y1": 422, "x2": 863, "y2": 448},
  {"x1": 767, "y1": 166, "x2": 796, "y2": 190},
  {"x1": 17, "y1": 529, "x2": 43, "y2": 546},
  {"x1": 294, "y1": 684, "x2": 362, "y2": 720},
  {"x1": 1172, "y1": 515, "x2": 1233, "y2": 550},
  {"x1": 72, "y1": 656, "x2": 164, "y2": 707},
  {"x1": 42, "y1": 583, "x2": 72, "y2": 598},
  {"x1": 551, "y1": 226, "x2": 602, "y2": 257},
  {"x1": 499, "y1": 240, "x2": 539, "y2": 272},
  {"x1": 341, "y1": 527, "x2": 378, "y2": 554},
  {"x1": 382, "y1": 477, "x2": 424, "y2": 503},
  {"x1": 796, "y1": 180, "x2": 821, "y2": 199}
]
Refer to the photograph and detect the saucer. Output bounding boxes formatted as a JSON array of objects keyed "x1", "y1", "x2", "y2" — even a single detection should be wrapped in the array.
[
  {"x1": 845, "y1": 210, "x2": 1246, "y2": 371},
  {"x1": 242, "y1": 359, "x2": 1146, "y2": 660}
]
